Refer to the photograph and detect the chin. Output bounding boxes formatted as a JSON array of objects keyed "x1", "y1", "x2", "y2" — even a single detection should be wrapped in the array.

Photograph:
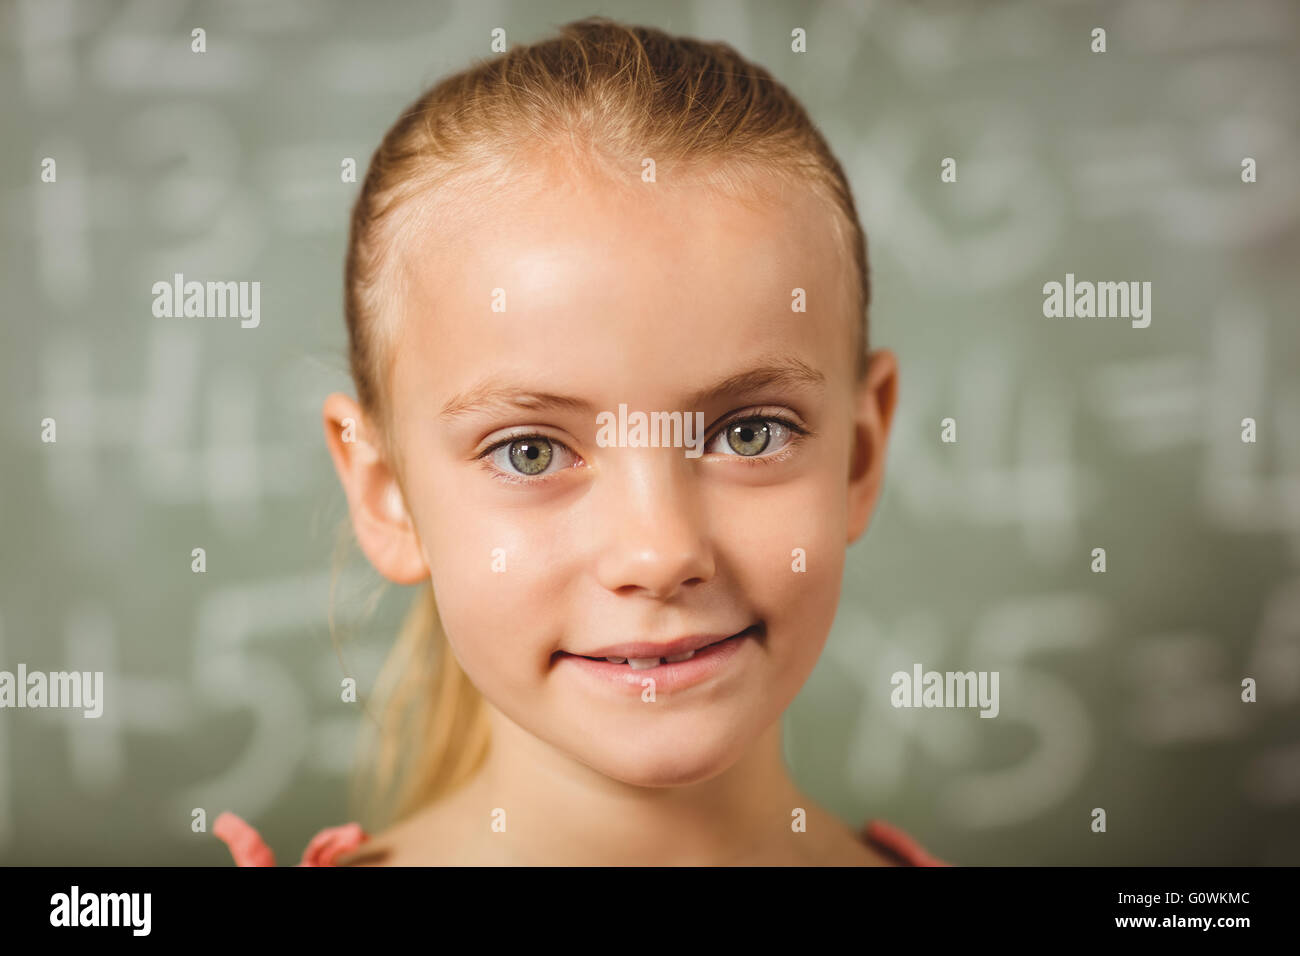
[{"x1": 578, "y1": 730, "x2": 751, "y2": 788}]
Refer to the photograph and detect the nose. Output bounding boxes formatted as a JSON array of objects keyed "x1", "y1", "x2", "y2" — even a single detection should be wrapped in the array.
[{"x1": 591, "y1": 449, "x2": 716, "y2": 599}]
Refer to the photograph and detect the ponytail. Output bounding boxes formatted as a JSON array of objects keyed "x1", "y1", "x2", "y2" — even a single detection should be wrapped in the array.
[{"x1": 331, "y1": 557, "x2": 490, "y2": 829}]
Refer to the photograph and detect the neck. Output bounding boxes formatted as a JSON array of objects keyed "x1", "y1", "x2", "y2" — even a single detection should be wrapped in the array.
[{"x1": 451, "y1": 703, "x2": 806, "y2": 865}]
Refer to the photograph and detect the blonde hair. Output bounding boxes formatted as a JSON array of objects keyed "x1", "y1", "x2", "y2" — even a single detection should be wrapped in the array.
[{"x1": 338, "y1": 16, "x2": 873, "y2": 829}]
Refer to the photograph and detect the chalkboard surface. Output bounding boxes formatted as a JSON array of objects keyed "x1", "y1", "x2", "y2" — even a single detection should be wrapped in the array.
[{"x1": 2, "y1": 0, "x2": 1297, "y2": 865}]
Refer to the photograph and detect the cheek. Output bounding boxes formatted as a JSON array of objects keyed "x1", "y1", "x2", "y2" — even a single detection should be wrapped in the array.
[
  {"x1": 718, "y1": 475, "x2": 847, "y2": 687},
  {"x1": 416, "y1": 485, "x2": 568, "y2": 690}
]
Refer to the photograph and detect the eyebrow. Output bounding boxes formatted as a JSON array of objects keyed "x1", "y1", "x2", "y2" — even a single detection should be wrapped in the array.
[{"x1": 438, "y1": 355, "x2": 827, "y2": 423}]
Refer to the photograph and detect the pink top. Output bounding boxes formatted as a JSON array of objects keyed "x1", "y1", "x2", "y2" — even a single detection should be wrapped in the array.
[{"x1": 214, "y1": 811, "x2": 948, "y2": 866}]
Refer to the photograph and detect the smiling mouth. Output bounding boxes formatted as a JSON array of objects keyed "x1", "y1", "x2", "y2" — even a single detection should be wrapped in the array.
[{"x1": 559, "y1": 624, "x2": 763, "y2": 670}]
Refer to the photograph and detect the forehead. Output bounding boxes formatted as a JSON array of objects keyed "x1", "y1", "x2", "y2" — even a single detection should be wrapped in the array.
[{"x1": 388, "y1": 166, "x2": 853, "y2": 418}]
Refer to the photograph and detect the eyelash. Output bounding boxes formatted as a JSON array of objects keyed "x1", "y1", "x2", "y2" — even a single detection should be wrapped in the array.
[{"x1": 475, "y1": 410, "x2": 811, "y2": 486}]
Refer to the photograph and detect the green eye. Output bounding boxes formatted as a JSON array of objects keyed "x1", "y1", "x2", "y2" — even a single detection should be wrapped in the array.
[
  {"x1": 710, "y1": 416, "x2": 803, "y2": 458},
  {"x1": 480, "y1": 433, "x2": 578, "y2": 483},
  {"x1": 505, "y1": 438, "x2": 553, "y2": 475},
  {"x1": 725, "y1": 421, "x2": 771, "y2": 456}
]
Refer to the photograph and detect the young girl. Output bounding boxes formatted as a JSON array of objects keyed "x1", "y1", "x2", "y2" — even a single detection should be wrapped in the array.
[{"x1": 215, "y1": 16, "x2": 946, "y2": 867}]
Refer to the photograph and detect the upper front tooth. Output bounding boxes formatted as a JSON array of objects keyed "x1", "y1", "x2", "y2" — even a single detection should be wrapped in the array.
[
  {"x1": 627, "y1": 657, "x2": 660, "y2": 669},
  {"x1": 605, "y1": 657, "x2": 627, "y2": 664},
  {"x1": 664, "y1": 650, "x2": 696, "y2": 663}
]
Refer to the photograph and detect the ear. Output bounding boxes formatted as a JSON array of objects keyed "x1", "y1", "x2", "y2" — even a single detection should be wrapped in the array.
[
  {"x1": 322, "y1": 392, "x2": 430, "y2": 585},
  {"x1": 846, "y1": 349, "x2": 899, "y2": 545}
]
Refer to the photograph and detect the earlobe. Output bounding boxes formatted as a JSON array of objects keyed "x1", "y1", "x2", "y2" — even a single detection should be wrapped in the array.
[{"x1": 322, "y1": 392, "x2": 430, "y2": 585}]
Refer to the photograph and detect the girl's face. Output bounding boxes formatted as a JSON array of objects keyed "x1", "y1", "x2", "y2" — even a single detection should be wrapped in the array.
[{"x1": 333, "y1": 166, "x2": 895, "y2": 788}]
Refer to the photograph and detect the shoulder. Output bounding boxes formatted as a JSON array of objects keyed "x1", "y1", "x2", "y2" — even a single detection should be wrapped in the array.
[
  {"x1": 214, "y1": 811, "x2": 368, "y2": 867},
  {"x1": 777, "y1": 800, "x2": 931, "y2": 866},
  {"x1": 214, "y1": 788, "x2": 479, "y2": 867},
  {"x1": 861, "y1": 818, "x2": 949, "y2": 867},
  {"x1": 333, "y1": 796, "x2": 473, "y2": 866}
]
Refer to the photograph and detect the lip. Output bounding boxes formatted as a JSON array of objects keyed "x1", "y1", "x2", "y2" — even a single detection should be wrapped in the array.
[
  {"x1": 575, "y1": 630, "x2": 750, "y2": 661},
  {"x1": 554, "y1": 624, "x2": 761, "y2": 694}
]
